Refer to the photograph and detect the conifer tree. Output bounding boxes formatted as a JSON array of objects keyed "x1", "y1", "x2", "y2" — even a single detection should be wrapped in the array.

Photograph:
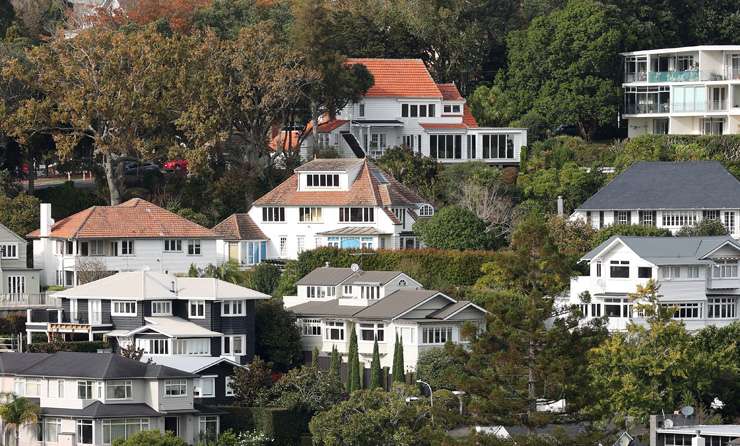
[
  {"x1": 369, "y1": 338, "x2": 382, "y2": 389},
  {"x1": 346, "y1": 323, "x2": 361, "y2": 392},
  {"x1": 329, "y1": 345, "x2": 341, "y2": 379},
  {"x1": 392, "y1": 334, "x2": 405, "y2": 384},
  {"x1": 312, "y1": 346, "x2": 320, "y2": 368}
]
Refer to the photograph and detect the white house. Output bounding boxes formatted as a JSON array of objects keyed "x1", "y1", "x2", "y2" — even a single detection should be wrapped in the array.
[
  {"x1": 284, "y1": 265, "x2": 487, "y2": 373},
  {"x1": 622, "y1": 45, "x2": 740, "y2": 136},
  {"x1": 29, "y1": 199, "x2": 222, "y2": 287},
  {"x1": 570, "y1": 161, "x2": 740, "y2": 238},
  {"x1": 244, "y1": 158, "x2": 435, "y2": 260},
  {"x1": 300, "y1": 58, "x2": 527, "y2": 165},
  {"x1": 0, "y1": 351, "x2": 222, "y2": 446},
  {"x1": 565, "y1": 235, "x2": 740, "y2": 331}
]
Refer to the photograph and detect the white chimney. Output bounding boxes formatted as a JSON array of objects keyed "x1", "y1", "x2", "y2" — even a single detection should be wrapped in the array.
[
  {"x1": 691, "y1": 431, "x2": 705, "y2": 446},
  {"x1": 40, "y1": 203, "x2": 54, "y2": 237},
  {"x1": 557, "y1": 196, "x2": 564, "y2": 217}
]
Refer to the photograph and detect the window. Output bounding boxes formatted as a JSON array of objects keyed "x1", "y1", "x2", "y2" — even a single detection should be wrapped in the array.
[
  {"x1": 306, "y1": 286, "x2": 328, "y2": 299},
  {"x1": 199, "y1": 416, "x2": 219, "y2": 441},
  {"x1": 44, "y1": 418, "x2": 62, "y2": 444},
  {"x1": 327, "y1": 286, "x2": 336, "y2": 297},
  {"x1": 106, "y1": 380, "x2": 133, "y2": 400},
  {"x1": 443, "y1": 104, "x2": 462, "y2": 114},
  {"x1": 360, "y1": 323, "x2": 385, "y2": 342},
  {"x1": 0, "y1": 242, "x2": 18, "y2": 259},
  {"x1": 610, "y1": 260, "x2": 630, "y2": 278},
  {"x1": 189, "y1": 300, "x2": 206, "y2": 318},
  {"x1": 666, "y1": 302, "x2": 701, "y2": 319},
  {"x1": 225, "y1": 377, "x2": 235, "y2": 396},
  {"x1": 687, "y1": 266, "x2": 700, "y2": 279},
  {"x1": 429, "y1": 134, "x2": 462, "y2": 159},
  {"x1": 102, "y1": 419, "x2": 150, "y2": 444},
  {"x1": 662, "y1": 211, "x2": 698, "y2": 227},
  {"x1": 164, "y1": 379, "x2": 188, "y2": 397},
  {"x1": 591, "y1": 303, "x2": 602, "y2": 317},
  {"x1": 703, "y1": 210, "x2": 721, "y2": 221},
  {"x1": 708, "y1": 297, "x2": 736, "y2": 319},
  {"x1": 150, "y1": 339, "x2": 170, "y2": 355},
  {"x1": 222, "y1": 335, "x2": 246, "y2": 355},
  {"x1": 422, "y1": 326, "x2": 453, "y2": 344},
  {"x1": 638, "y1": 211, "x2": 656, "y2": 226},
  {"x1": 78, "y1": 380, "x2": 94, "y2": 399},
  {"x1": 359, "y1": 103, "x2": 365, "y2": 117},
  {"x1": 81, "y1": 240, "x2": 106, "y2": 257},
  {"x1": 724, "y1": 211, "x2": 735, "y2": 233},
  {"x1": 481, "y1": 134, "x2": 512, "y2": 159},
  {"x1": 596, "y1": 262, "x2": 602, "y2": 277},
  {"x1": 280, "y1": 236, "x2": 288, "y2": 257},
  {"x1": 410, "y1": 104, "x2": 418, "y2": 117},
  {"x1": 7, "y1": 276, "x2": 25, "y2": 294},
  {"x1": 187, "y1": 240, "x2": 201, "y2": 255},
  {"x1": 638, "y1": 267, "x2": 652, "y2": 279},
  {"x1": 713, "y1": 260, "x2": 738, "y2": 278},
  {"x1": 418, "y1": 204, "x2": 434, "y2": 217},
  {"x1": 661, "y1": 266, "x2": 681, "y2": 280},
  {"x1": 360, "y1": 286, "x2": 380, "y2": 300},
  {"x1": 339, "y1": 207, "x2": 374, "y2": 223},
  {"x1": 392, "y1": 208, "x2": 406, "y2": 226},
  {"x1": 306, "y1": 174, "x2": 340, "y2": 188},
  {"x1": 299, "y1": 318, "x2": 322, "y2": 336},
  {"x1": 246, "y1": 240, "x2": 267, "y2": 265},
  {"x1": 222, "y1": 300, "x2": 245, "y2": 317},
  {"x1": 299, "y1": 207, "x2": 323, "y2": 222},
  {"x1": 401, "y1": 104, "x2": 408, "y2": 117},
  {"x1": 112, "y1": 301, "x2": 136, "y2": 316},
  {"x1": 614, "y1": 211, "x2": 631, "y2": 225},
  {"x1": 325, "y1": 321, "x2": 345, "y2": 340},
  {"x1": 397, "y1": 326, "x2": 415, "y2": 344},
  {"x1": 77, "y1": 419, "x2": 93, "y2": 445},
  {"x1": 262, "y1": 207, "x2": 285, "y2": 222},
  {"x1": 173, "y1": 338, "x2": 210, "y2": 355},
  {"x1": 164, "y1": 239, "x2": 182, "y2": 252},
  {"x1": 48, "y1": 380, "x2": 64, "y2": 398},
  {"x1": 121, "y1": 240, "x2": 134, "y2": 256},
  {"x1": 193, "y1": 376, "x2": 216, "y2": 398},
  {"x1": 151, "y1": 301, "x2": 172, "y2": 316},
  {"x1": 604, "y1": 297, "x2": 632, "y2": 318},
  {"x1": 467, "y1": 135, "x2": 477, "y2": 159}
]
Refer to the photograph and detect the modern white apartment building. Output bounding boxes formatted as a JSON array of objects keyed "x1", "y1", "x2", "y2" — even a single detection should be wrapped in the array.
[
  {"x1": 246, "y1": 158, "x2": 435, "y2": 260},
  {"x1": 284, "y1": 266, "x2": 487, "y2": 373},
  {"x1": 565, "y1": 236, "x2": 740, "y2": 331},
  {"x1": 622, "y1": 45, "x2": 740, "y2": 136},
  {"x1": 571, "y1": 161, "x2": 740, "y2": 238},
  {"x1": 300, "y1": 58, "x2": 527, "y2": 165},
  {"x1": 29, "y1": 199, "x2": 221, "y2": 287}
]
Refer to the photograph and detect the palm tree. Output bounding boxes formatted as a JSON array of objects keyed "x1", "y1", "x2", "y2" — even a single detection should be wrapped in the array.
[{"x1": 0, "y1": 394, "x2": 40, "y2": 446}]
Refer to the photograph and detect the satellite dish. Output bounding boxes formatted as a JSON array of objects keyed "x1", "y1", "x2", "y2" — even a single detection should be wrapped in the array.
[
  {"x1": 350, "y1": 263, "x2": 360, "y2": 273},
  {"x1": 664, "y1": 419, "x2": 674, "y2": 428},
  {"x1": 681, "y1": 406, "x2": 695, "y2": 417}
]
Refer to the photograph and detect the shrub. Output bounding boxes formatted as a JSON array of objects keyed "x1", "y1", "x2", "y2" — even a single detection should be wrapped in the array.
[
  {"x1": 112, "y1": 430, "x2": 186, "y2": 446},
  {"x1": 414, "y1": 206, "x2": 497, "y2": 250},
  {"x1": 592, "y1": 224, "x2": 671, "y2": 246},
  {"x1": 676, "y1": 219, "x2": 728, "y2": 237},
  {"x1": 254, "y1": 301, "x2": 303, "y2": 372},
  {"x1": 27, "y1": 340, "x2": 109, "y2": 353},
  {"x1": 244, "y1": 263, "x2": 282, "y2": 295}
]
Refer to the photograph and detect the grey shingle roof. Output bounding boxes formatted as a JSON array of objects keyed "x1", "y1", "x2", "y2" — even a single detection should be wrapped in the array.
[
  {"x1": 0, "y1": 352, "x2": 197, "y2": 379},
  {"x1": 0, "y1": 353, "x2": 51, "y2": 374},
  {"x1": 577, "y1": 161, "x2": 740, "y2": 210},
  {"x1": 288, "y1": 300, "x2": 362, "y2": 317},
  {"x1": 291, "y1": 289, "x2": 444, "y2": 320},
  {"x1": 428, "y1": 301, "x2": 476, "y2": 319},
  {"x1": 295, "y1": 267, "x2": 356, "y2": 286},
  {"x1": 582, "y1": 235, "x2": 739, "y2": 264},
  {"x1": 41, "y1": 402, "x2": 165, "y2": 418},
  {"x1": 345, "y1": 271, "x2": 404, "y2": 285}
]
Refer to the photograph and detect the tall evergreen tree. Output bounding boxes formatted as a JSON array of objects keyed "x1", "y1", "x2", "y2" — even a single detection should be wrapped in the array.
[
  {"x1": 346, "y1": 323, "x2": 361, "y2": 392},
  {"x1": 330, "y1": 345, "x2": 342, "y2": 379},
  {"x1": 369, "y1": 338, "x2": 382, "y2": 389},
  {"x1": 392, "y1": 334, "x2": 405, "y2": 384},
  {"x1": 312, "y1": 346, "x2": 320, "y2": 368}
]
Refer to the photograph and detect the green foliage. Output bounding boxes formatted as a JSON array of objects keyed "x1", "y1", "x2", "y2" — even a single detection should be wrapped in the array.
[
  {"x1": 231, "y1": 356, "x2": 273, "y2": 406},
  {"x1": 269, "y1": 365, "x2": 345, "y2": 413},
  {"x1": 375, "y1": 147, "x2": 439, "y2": 200},
  {"x1": 329, "y1": 346, "x2": 341, "y2": 380},
  {"x1": 0, "y1": 312, "x2": 24, "y2": 334},
  {"x1": 112, "y1": 430, "x2": 187, "y2": 446},
  {"x1": 255, "y1": 300, "x2": 303, "y2": 372},
  {"x1": 0, "y1": 192, "x2": 39, "y2": 236},
  {"x1": 245, "y1": 263, "x2": 282, "y2": 296},
  {"x1": 592, "y1": 224, "x2": 672, "y2": 246},
  {"x1": 414, "y1": 206, "x2": 497, "y2": 250},
  {"x1": 675, "y1": 219, "x2": 729, "y2": 237},
  {"x1": 26, "y1": 340, "x2": 109, "y2": 353},
  {"x1": 33, "y1": 182, "x2": 106, "y2": 219},
  {"x1": 392, "y1": 334, "x2": 405, "y2": 384},
  {"x1": 0, "y1": 395, "x2": 39, "y2": 446},
  {"x1": 176, "y1": 207, "x2": 211, "y2": 227},
  {"x1": 415, "y1": 345, "x2": 467, "y2": 390},
  {"x1": 0, "y1": 1, "x2": 14, "y2": 40},
  {"x1": 369, "y1": 339, "x2": 382, "y2": 389},
  {"x1": 346, "y1": 323, "x2": 361, "y2": 392},
  {"x1": 221, "y1": 406, "x2": 311, "y2": 446}
]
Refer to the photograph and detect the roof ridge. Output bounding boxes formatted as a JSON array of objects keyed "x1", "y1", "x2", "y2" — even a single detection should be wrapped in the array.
[{"x1": 74, "y1": 206, "x2": 98, "y2": 239}]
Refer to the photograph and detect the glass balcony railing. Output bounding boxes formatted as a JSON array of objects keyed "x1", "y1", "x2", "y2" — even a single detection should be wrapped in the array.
[
  {"x1": 625, "y1": 72, "x2": 647, "y2": 83},
  {"x1": 649, "y1": 70, "x2": 700, "y2": 82},
  {"x1": 624, "y1": 103, "x2": 670, "y2": 114},
  {"x1": 708, "y1": 100, "x2": 727, "y2": 112}
]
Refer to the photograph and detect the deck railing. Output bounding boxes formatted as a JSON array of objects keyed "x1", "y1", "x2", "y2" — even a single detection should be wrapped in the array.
[{"x1": 0, "y1": 293, "x2": 60, "y2": 308}]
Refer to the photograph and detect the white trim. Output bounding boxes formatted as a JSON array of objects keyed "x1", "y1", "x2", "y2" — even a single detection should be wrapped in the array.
[
  {"x1": 189, "y1": 300, "x2": 206, "y2": 319},
  {"x1": 441, "y1": 302, "x2": 489, "y2": 320},
  {"x1": 393, "y1": 292, "x2": 457, "y2": 320},
  {"x1": 221, "y1": 334, "x2": 246, "y2": 356},
  {"x1": 698, "y1": 239, "x2": 740, "y2": 259}
]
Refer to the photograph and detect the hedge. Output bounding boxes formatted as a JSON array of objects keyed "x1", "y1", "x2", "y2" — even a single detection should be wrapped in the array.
[
  {"x1": 275, "y1": 247, "x2": 497, "y2": 298},
  {"x1": 27, "y1": 341, "x2": 110, "y2": 353},
  {"x1": 220, "y1": 406, "x2": 312, "y2": 446}
]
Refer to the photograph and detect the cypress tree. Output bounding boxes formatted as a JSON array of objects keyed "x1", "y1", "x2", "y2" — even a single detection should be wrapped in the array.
[
  {"x1": 369, "y1": 338, "x2": 382, "y2": 389},
  {"x1": 329, "y1": 345, "x2": 341, "y2": 379},
  {"x1": 311, "y1": 346, "x2": 320, "y2": 368},
  {"x1": 392, "y1": 333, "x2": 406, "y2": 384},
  {"x1": 346, "y1": 323, "x2": 360, "y2": 392}
]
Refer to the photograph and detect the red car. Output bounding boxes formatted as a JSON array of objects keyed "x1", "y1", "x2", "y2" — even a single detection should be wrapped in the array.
[{"x1": 163, "y1": 159, "x2": 188, "y2": 172}]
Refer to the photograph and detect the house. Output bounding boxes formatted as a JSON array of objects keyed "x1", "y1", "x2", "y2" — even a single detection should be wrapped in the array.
[
  {"x1": 242, "y1": 158, "x2": 435, "y2": 260},
  {"x1": 212, "y1": 213, "x2": 269, "y2": 267},
  {"x1": 0, "y1": 351, "x2": 223, "y2": 445},
  {"x1": 300, "y1": 58, "x2": 527, "y2": 165},
  {"x1": 25, "y1": 271, "x2": 270, "y2": 367},
  {"x1": 622, "y1": 45, "x2": 740, "y2": 136},
  {"x1": 29, "y1": 199, "x2": 222, "y2": 287},
  {"x1": 570, "y1": 161, "x2": 740, "y2": 237},
  {"x1": 649, "y1": 414, "x2": 740, "y2": 446},
  {"x1": 0, "y1": 222, "x2": 44, "y2": 308},
  {"x1": 284, "y1": 265, "x2": 487, "y2": 373},
  {"x1": 566, "y1": 236, "x2": 740, "y2": 331}
]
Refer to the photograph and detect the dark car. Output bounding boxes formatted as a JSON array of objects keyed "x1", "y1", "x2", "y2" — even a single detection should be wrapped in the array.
[
  {"x1": 553, "y1": 124, "x2": 580, "y2": 137},
  {"x1": 122, "y1": 160, "x2": 162, "y2": 176}
]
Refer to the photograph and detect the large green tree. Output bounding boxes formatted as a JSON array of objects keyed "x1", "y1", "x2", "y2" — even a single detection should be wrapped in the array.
[
  {"x1": 254, "y1": 300, "x2": 303, "y2": 372},
  {"x1": 414, "y1": 206, "x2": 498, "y2": 250}
]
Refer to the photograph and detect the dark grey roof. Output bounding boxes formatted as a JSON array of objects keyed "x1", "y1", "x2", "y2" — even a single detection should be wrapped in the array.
[
  {"x1": 294, "y1": 158, "x2": 364, "y2": 172},
  {"x1": 1, "y1": 352, "x2": 197, "y2": 379},
  {"x1": 354, "y1": 289, "x2": 442, "y2": 319},
  {"x1": 428, "y1": 301, "x2": 485, "y2": 319},
  {"x1": 0, "y1": 353, "x2": 51, "y2": 374},
  {"x1": 582, "y1": 235, "x2": 740, "y2": 264},
  {"x1": 577, "y1": 161, "x2": 740, "y2": 210},
  {"x1": 41, "y1": 402, "x2": 164, "y2": 418},
  {"x1": 344, "y1": 270, "x2": 404, "y2": 285},
  {"x1": 289, "y1": 300, "x2": 362, "y2": 317},
  {"x1": 296, "y1": 267, "x2": 356, "y2": 286}
]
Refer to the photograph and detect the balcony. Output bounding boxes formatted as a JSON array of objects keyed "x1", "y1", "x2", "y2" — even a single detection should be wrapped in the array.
[
  {"x1": 624, "y1": 103, "x2": 670, "y2": 115},
  {"x1": 649, "y1": 70, "x2": 700, "y2": 83},
  {"x1": 625, "y1": 72, "x2": 647, "y2": 83},
  {"x1": 728, "y1": 69, "x2": 740, "y2": 81},
  {"x1": 0, "y1": 293, "x2": 59, "y2": 309},
  {"x1": 708, "y1": 100, "x2": 727, "y2": 112},
  {"x1": 27, "y1": 309, "x2": 111, "y2": 326}
]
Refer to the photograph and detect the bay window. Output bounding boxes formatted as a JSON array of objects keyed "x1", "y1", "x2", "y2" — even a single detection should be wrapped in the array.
[
  {"x1": 325, "y1": 321, "x2": 345, "y2": 341},
  {"x1": 106, "y1": 380, "x2": 132, "y2": 400},
  {"x1": 422, "y1": 326, "x2": 453, "y2": 344},
  {"x1": 102, "y1": 418, "x2": 149, "y2": 444}
]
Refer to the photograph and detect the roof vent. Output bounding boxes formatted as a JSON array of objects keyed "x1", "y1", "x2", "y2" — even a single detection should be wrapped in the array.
[{"x1": 170, "y1": 280, "x2": 176, "y2": 294}]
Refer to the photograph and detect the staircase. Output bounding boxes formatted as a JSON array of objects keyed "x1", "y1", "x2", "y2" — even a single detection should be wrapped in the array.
[{"x1": 341, "y1": 132, "x2": 366, "y2": 158}]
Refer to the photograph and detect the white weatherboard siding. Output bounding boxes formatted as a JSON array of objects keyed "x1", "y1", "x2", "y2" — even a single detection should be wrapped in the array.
[{"x1": 571, "y1": 209, "x2": 740, "y2": 237}]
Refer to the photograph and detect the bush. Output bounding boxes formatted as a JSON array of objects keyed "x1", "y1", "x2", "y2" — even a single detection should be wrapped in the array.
[
  {"x1": 0, "y1": 312, "x2": 26, "y2": 335},
  {"x1": 414, "y1": 206, "x2": 498, "y2": 250},
  {"x1": 416, "y1": 345, "x2": 468, "y2": 390},
  {"x1": 112, "y1": 430, "x2": 186, "y2": 446},
  {"x1": 676, "y1": 219, "x2": 728, "y2": 237},
  {"x1": 220, "y1": 406, "x2": 311, "y2": 446},
  {"x1": 245, "y1": 263, "x2": 282, "y2": 296},
  {"x1": 592, "y1": 224, "x2": 672, "y2": 246},
  {"x1": 255, "y1": 300, "x2": 302, "y2": 372},
  {"x1": 27, "y1": 340, "x2": 109, "y2": 353}
]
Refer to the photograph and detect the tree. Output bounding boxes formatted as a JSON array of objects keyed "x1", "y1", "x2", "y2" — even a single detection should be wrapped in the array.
[
  {"x1": 311, "y1": 346, "x2": 319, "y2": 368},
  {"x1": 414, "y1": 206, "x2": 497, "y2": 250},
  {"x1": 0, "y1": 395, "x2": 40, "y2": 446},
  {"x1": 111, "y1": 430, "x2": 187, "y2": 446},
  {"x1": 392, "y1": 334, "x2": 405, "y2": 384},
  {"x1": 245, "y1": 263, "x2": 282, "y2": 295},
  {"x1": 254, "y1": 300, "x2": 302, "y2": 372},
  {"x1": 329, "y1": 345, "x2": 341, "y2": 380},
  {"x1": 376, "y1": 147, "x2": 439, "y2": 200},
  {"x1": 76, "y1": 258, "x2": 112, "y2": 285},
  {"x1": 231, "y1": 356, "x2": 272, "y2": 405},
  {"x1": 119, "y1": 343, "x2": 145, "y2": 361},
  {"x1": 346, "y1": 323, "x2": 361, "y2": 392},
  {"x1": 93, "y1": 0, "x2": 212, "y2": 34},
  {"x1": 676, "y1": 219, "x2": 728, "y2": 237},
  {"x1": 369, "y1": 339, "x2": 382, "y2": 389},
  {"x1": 0, "y1": 1, "x2": 14, "y2": 39},
  {"x1": 592, "y1": 224, "x2": 672, "y2": 245},
  {"x1": 271, "y1": 365, "x2": 344, "y2": 413},
  {"x1": 0, "y1": 192, "x2": 39, "y2": 236},
  {"x1": 415, "y1": 345, "x2": 468, "y2": 391}
]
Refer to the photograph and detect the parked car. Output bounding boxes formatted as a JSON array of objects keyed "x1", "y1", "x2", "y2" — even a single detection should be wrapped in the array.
[
  {"x1": 122, "y1": 160, "x2": 161, "y2": 176},
  {"x1": 163, "y1": 159, "x2": 188, "y2": 172},
  {"x1": 553, "y1": 124, "x2": 580, "y2": 137}
]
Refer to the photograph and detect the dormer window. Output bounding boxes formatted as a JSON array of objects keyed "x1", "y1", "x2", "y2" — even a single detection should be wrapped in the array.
[
  {"x1": 443, "y1": 104, "x2": 461, "y2": 113},
  {"x1": 401, "y1": 103, "x2": 436, "y2": 118},
  {"x1": 418, "y1": 204, "x2": 434, "y2": 217},
  {"x1": 307, "y1": 174, "x2": 340, "y2": 188}
]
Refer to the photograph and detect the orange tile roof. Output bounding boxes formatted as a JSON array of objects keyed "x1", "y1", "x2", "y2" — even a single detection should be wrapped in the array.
[
  {"x1": 212, "y1": 213, "x2": 267, "y2": 240},
  {"x1": 437, "y1": 83, "x2": 463, "y2": 101},
  {"x1": 345, "y1": 58, "x2": 442, "y2": 98},
  {"x1": 463, "y1": 104, "x2": 478, "y2": 128},
  {"x1": 28, "y1": 198, "x2": 218, "y2": 239},
  {"x1": 305, "y1": 118, "x2": 349, "y2": 134},
  {"x1": 269, "y1": 130, "x2": 301, "y2": 152},
  {"x1": 253, "y1": 159, "x2": 428, "y2": 208}
]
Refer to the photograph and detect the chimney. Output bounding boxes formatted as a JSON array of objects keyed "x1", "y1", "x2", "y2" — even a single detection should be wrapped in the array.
[
  {"x1": 40, "y1": 203, "x2": 54, "y2": 237},
  {"x1": 557, "y1": 196, "x2": 564, "y2": 217}
]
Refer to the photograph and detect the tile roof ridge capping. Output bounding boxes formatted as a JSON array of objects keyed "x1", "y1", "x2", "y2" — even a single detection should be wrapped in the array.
[
  {"x1": 72, "y1": 205, "x2": 98, "y2": 239},
  {"x1": 364, "y1": 160, "x2": 384, "y2": 206}
]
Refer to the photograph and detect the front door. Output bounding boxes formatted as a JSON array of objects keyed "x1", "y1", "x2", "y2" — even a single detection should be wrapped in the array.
[
  {"x1": 228, "y1": 242, "x2": 239, "y2": 262},
  {"x1": 89, "y1": 300, "x2": 102, "y2": 325},
  {"x1": 165, "y1": 416, "x2": 179, "y2": 436}
]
